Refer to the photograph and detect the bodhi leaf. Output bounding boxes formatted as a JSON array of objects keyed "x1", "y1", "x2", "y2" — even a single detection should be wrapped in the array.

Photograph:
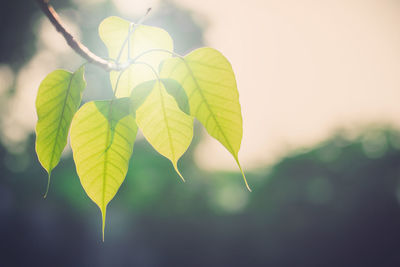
[
  {"x1": 99, "y1": 16, "x2": 173, "y2": 97},
  {"x1": 135, "y1": 80, "x2": 193, "y2": 181},
  {"x1": 130, "y1": 80, "x2": 156, "y2": 112},
  {"x1": 160, "y1": 47, "x2": 251, "y2": 191},
  {"x1": 160, "y1": 78, "x2": 190, "y2": 115},
  {"x1": 70, "y1": 99, "x2": 137, "y2": 240},
  {"x1": 35, "y1": 65, "x2": 86, "y2": 197},
  {"x1": 130, "y1": 79, "x2": 190, "y2": 116}
]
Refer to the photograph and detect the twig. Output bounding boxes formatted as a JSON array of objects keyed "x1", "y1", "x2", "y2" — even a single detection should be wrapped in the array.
[{"x1": 35, "y1": 0, "x2": 119, "y2": 72}]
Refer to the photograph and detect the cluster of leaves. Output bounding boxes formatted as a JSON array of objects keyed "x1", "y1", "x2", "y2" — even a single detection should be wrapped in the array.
[{"x1": 35, "y1": 16, "x2": 248, "y2": 239}]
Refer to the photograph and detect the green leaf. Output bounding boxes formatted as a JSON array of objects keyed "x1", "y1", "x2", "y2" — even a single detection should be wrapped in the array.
[
  {"x1": 130, "y1": 80, "x2": 156, "y2": 113},
  {"x1": 94, "y1": 97, "x2": 131, "y2": 147},
  {"x1": 99, "y1": 16, "x2": 173, "y2": 97},
  {"x1": 70, "y1": 99, "x2": 137, "y2": 240},
  {"x1": 35, "y1": 65, "x2": 86, "y2": 197},
  {"x1": 135, "y1": 80, "x2": 194, "y2": 181},
  {"x1": 130, "y1": 79, "x2": 190, "y2": 116},
  {"x1": 160, "y1": 79, "x2": 190, "y2": 115},
  {"x1": 159, "y1": 47, "x2": 250, "y2": 191}
]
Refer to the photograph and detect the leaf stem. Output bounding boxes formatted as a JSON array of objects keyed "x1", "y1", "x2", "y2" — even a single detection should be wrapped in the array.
[
  {"x1": 112, "y1": 68, "x2": 128, "y2": 99},
  {"x1": 101, "y1": 69, "x2": 128, "y2": 154},
  {"x1": 43, "y1": 172, "x2": 51, "y2": 198},
  {"x1": 131, "y1": 49, "x2": 183, "y2": 65},
  {"x1": 116, "y1": 23, "x2": 136, "y2": 64},
  {"x1": 133, "y1": 61, "x2": 161, "y2": 81},
  {"x1": 115, "y1": 8, "x2": 151, "y2": 64}
]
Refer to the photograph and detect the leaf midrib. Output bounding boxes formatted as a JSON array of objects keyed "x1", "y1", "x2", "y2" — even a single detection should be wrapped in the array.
[
  {"x1": 100, "y1": 111, "x2": 112, "y2": 240},
  {"x1": 182, "y1": 59, "x2": 236, "y2": 156},
  {"x1": 157, "y1": 82, "x2": 176, "y2": 162},
  {"x1": 48, "y1": 71, "x2": 76, "y2": 172},
  {"x1": 102, "y1": 123, "x2": 110, "y2": 211}
]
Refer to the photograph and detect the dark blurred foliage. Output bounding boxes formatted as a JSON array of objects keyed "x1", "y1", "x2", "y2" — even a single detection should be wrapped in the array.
[
  {"x1": 1, "y1": 126, "x2": 400, "y2": 267},
  {"x1": 1, "y1": 1, "x2": 400, "y2": 267},
  {"x1": 0, "y1": 0, "x2": 36, "y2": 69},
  {"x1": 0, "y1": 0, "x2": 73, "y2": 70}
]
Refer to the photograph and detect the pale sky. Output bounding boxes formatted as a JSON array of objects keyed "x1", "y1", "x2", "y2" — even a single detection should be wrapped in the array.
[
  {"x1": 172, "y1": 0, "x2": 400, "y2": 170},
  {"x1": 2, "y1": 0, "x2": 399, "y2": 172}
]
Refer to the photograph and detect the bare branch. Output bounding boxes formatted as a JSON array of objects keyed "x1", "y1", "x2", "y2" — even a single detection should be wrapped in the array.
[{"x1": 35, "y1": 0, "x2": 119, "y2": 72}]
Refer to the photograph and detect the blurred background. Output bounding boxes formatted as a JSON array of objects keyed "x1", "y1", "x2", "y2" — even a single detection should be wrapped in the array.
[{"x1": 1, "y1": 0, "x2": 400, "y2": 266}]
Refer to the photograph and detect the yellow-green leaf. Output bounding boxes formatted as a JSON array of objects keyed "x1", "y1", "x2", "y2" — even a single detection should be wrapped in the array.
[
  {"x1": 130, "y1": 80, "x2": 156, "y2": 113},
  {"x1": 99, "y1": 16, "x2": 173, "y2": 97},
  {"x1": 161, "y1": 79, "x2": 190, "y2": 115},
  {"x1": 135, "y1": 80, "x2": 193, "y2": 181},
  {"x1": 159, "y1": 47, "x2": 250, "y2": 191},
  {"x1": 35, "y1": 65, "x2": 86, "y2": 197},
  {"x1": 130, "y1": 79, "x2": 190, "y2": 116},
  {"x1": 70, "y1": 99, "x2": 137, "y2": 240}
]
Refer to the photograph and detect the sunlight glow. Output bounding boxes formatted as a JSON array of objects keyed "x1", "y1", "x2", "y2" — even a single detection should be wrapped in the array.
[
  {"x1": 112, "y1": 0, "x2": 160, "y2": 18},
  {"x1": 175, "y1": 0, "x2": 400, "y2": 170}
]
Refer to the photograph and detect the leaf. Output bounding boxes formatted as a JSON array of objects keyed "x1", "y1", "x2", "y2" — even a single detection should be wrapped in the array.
[
  {"x1": 70, "y1": 99, "x2": 137, "y2": 240},
  {"x1": 35, "y1": 65, "x2": 86, "y2": 197},
  {"x1": 130, "y1": 79, "x2": 190, "y2": 116},
  {"x1": 159, "y1": 47, "x2": 250, "y2": 191},
  {"x1": 94, "y1": 97, "x2": 131, "y2": 147},
  {"x1": 160, "y1": 79, "x2": 190, "y2": 115},
  {"x1": 99, "y1": 16, "x2": 174, "y2": 97},
  {"x1": 130, "y1": 80, "x2": 156, "y2": 113},
  {"x1": 135, "y1": 80, "x2": 194, "y2": 181}
]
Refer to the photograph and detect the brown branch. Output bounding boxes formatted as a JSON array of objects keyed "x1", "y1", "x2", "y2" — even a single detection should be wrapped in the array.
[{"x1": 35, "y1": 0, "x2": 119, "y2": 72}]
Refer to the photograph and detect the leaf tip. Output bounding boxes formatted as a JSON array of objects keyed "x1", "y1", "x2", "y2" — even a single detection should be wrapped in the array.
[
  {"x1": 173, "y1": 162, "x2": 186, "y2": 182},
  {"x1": 243, "y1": 176, "x2": 252, "y2": 192},
  {"x1": 101, "y1": 207, "x2": 106, "y2": 242},
  {"x1": 239, "y1": 167, "x2": 252, "y2": 192},
  {"x1": 235, "y1": 158, "x2": 252, "y2": 192},
  {"x1": 43, "y1": 172, "x2": 51, "y2": 199}
]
